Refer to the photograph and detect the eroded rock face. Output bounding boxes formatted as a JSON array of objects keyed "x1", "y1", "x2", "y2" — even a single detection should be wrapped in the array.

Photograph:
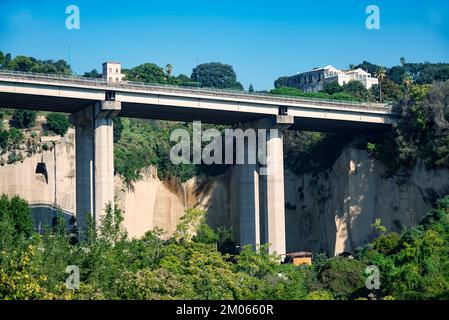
[
  {"x1": 1, "y1": 134, "x2": 449, "y2": 256},
  {"x1": 0, "y1": 130, "x2": 76, "y2": 228},
  {"x1": 114, "y1": 170, "x2": 229, "y2": 239},
  {"x1": 284, "y1": 148, "x2": 449, "y2": 256}
]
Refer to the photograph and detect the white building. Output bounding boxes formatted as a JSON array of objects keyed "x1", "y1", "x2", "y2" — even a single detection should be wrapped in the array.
[
  {"x1": 287, "y1": 65, "x2": 378, "y2": 92},
  {"x1": 345, "y1": 68, "x2": 379, "y2": 89},
  {"x1": 102, "y1": 62, "x2": 124, "y2": 83}
]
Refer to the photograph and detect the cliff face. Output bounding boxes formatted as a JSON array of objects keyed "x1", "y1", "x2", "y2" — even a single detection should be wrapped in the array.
[
  {"x1": 0, "y1": 130, "x2": 76, "y2": 228},
  {"x1": 1, "y1": 135, "x2": 449, "y2": 256},
  {"x1": 283, "y1": 148, "x2": 449, "y2": 255},
  {"x1": 114, "y1": 170, "x2": 229, "y2": 239},
  {"x1": 0, "y1": 133, "x2": 225, "y2": 237}
]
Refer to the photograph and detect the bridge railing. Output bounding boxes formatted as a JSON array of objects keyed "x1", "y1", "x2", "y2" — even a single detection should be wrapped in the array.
[{"x1": 0, "y1": 69, "x2": 391, "y2": 111}]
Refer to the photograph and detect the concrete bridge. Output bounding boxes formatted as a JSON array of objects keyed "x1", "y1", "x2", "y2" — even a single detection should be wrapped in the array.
[{"x1": 0, "y1": 69, "x2": 395, "y2": 255}]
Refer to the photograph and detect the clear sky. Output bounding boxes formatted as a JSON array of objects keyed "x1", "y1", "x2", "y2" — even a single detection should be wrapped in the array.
[{"x1": 0, "y1": 0, "x2": 448, "y2": 90}]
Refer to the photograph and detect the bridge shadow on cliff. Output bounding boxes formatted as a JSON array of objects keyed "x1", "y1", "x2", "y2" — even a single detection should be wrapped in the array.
[{"x1": 30, "y1": 204, "x2": 75, "y2": 234}]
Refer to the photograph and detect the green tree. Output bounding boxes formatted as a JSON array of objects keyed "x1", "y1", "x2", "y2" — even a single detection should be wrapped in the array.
[
  {"x1": 352, "y1": 61, "x2": 381, "y2": 76},
  {"x1": 7, "y1": 55, "x2": 36, "y2": 72},
  {"x1": 274, "y1": 76, "x2": 290, "y2": 88},
  {"x1": 165, "y1": 64, "x2": 173, "y2": 77},
  {"x1": 46, "y1": 113, "x2": 69, "y2": 136},
  {"x1": 0, "y1": 129, "x2": 8, "y2": 149},
  {"x1": 83, "y1": 69, "x2": 100, "y2": 78},
  {"x1": 0, "y1": 195, "x2": 33, "y2": 238},
  {"x1": 402, "y1": 73, "x2": 414, "y2": 89},
  {"x1": 371, "y1": 218, "x2": 387, "y2": 235},
  {"x1": 124, "y1": 63, "x2": 166, "y2": 83},
  {"x1": 322, "y1": 81, "x2": 342, "y2": 95},
  {"x1": 191, "y1": 62, "x2": 243, "y2": 90},
  {"x1": 113, "y1": 117, "x2": 124, "y2": 143},
  {"x1": 10, "y1": 109, "x2": 37, "y2": 129},
  {"x1": 317, "y1": 258, "x2": 366, "y2": 299},
  {"x1": 371, "y1": 79, "x2": 404, "y2": 102},
  {"x1": 375, "y1": 67, "x2": 387, "y2": 102},
  {"x1": 8, "y1": 128, "x2": 25, "y2": 146},
  {"x1": 342, "y1": 80, "x2": 370, "y2": 101},
  {"x1": 0, "y1": 51, "x2": 5, "y2": 66},
  {"x1": 248, "y1": 84, "x2": 254, "y2": 93}
]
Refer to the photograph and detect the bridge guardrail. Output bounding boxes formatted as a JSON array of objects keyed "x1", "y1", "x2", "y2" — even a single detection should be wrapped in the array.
[{"x1": 0, "y1": 69, "x2": 392, "y2": 112}]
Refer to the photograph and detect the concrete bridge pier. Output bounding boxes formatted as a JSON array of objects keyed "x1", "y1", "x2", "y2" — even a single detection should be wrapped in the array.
[
  {"x1": 236, "y1": 115, "x2": 293, "y2": 256},
  {"x1": 263, "y1": 118, "x2": 292, "y2": 256},
  {"x1": 69, "y1": 101, "x2": 121, "y2": 235},
  {"x1": 237, "y1": 150, "x2": 260, "y2": 250}
]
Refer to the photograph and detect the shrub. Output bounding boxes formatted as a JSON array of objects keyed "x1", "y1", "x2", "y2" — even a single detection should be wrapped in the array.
[
  {"x1": 7, "y1": 151, "x2": 23, "y2": 164},
  {"x1": 0, "y1": 194, "x2": 33, "y2": 238},
  {"x1": 322, "y1": 81, "x2": 342, "y2": 95},
  {"x1": 10, "y1": 109, "x2": 37, "y2": 129},
  {"x1": 0, "y1": 129, "x2": 8, "y2": 149},
  {"x1": 46, "y1": 113, "x2": 69, "y2": 136},
  {"x1": 317, "y1": 258, "x2": 366, "y2": 299},
  {"x1": 8, "y1": 128, "x2": 25, "y2": 147}
]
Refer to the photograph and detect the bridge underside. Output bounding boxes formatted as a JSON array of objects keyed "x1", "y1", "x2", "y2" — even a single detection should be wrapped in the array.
[
  {"x1": 0, "y1": 92, "x2": 390, "y2": 133},
  {"x1": 0, "y1": 81, "x2": 394, "y2": 256}
]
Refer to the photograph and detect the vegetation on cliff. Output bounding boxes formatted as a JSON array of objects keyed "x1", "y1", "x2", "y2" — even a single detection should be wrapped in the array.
[
  {"x1": 280, "y1": 71, "x2": 449, "y2": 177},
  {"x1": 365, "y1": 80, "x2": 449, "y2": 175}
]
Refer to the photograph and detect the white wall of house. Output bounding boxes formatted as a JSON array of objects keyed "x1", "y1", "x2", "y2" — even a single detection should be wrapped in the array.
[{"x1": 293, "y1": 65, "x2": 378, "y2": 92}]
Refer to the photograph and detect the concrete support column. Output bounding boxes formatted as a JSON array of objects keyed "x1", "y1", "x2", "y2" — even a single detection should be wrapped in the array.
[
  {"x1": 233, "y1": 121, "x2": 260, "y2": 249},
  {"x1": 70, "y1": 106, "x2": 94, "y2": 235},
  {"x1": 69, "y1": 101, "x2": 121, "y2": 235},
  {"x1": 237, "y1": 163, "x2": 260, "y2": 249},
  {"x1": 265, "y1": 127, "x2": 287, "y2": 256},
  {"x1": 234, "y1": 115, "x2": 293, "y2": 256}
]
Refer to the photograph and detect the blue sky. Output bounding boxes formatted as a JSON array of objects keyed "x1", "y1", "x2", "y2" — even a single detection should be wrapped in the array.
[{"x1": 0, "y1": 0, "x2": 448, "y2": 89}]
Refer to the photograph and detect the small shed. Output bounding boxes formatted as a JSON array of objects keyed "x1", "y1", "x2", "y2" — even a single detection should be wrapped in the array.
[{"x1": 285, "y1": 252, "x2": 313, "y2": 266}]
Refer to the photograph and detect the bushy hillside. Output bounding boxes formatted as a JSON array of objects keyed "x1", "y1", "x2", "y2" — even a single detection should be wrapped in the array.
[{"x1": 1, "y1": 193, "x2": 449, "y2": 300}]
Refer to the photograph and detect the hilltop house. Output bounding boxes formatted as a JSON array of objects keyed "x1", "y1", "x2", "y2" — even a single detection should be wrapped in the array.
[{"x1": 285, "y1": 65, "x2": 378, "y2": 92}]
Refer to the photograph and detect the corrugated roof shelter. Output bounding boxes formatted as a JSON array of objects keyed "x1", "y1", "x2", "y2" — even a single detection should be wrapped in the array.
[{"x1": 285, "y1": 252, "x2": 313, "y2": 266}]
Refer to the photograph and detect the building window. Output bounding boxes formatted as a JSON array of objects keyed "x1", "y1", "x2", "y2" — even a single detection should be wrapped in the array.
[
  {"x1": 116, "y1": 77, "x2": 119, "y2": 83},
  {"x1": 109, "y1": 68, "x2": 112, "y2": 73},
  {"x1": 109, "y1": 77, "x2": 113, "y2": 82},
  {"x1": 116, "y1": 69, "x2": 119, "y2": 73}
]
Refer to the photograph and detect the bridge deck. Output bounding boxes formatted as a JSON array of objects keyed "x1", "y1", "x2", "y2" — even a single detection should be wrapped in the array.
[{"x1": 0, "y1": 69, "x2": 395, "y2": 132}]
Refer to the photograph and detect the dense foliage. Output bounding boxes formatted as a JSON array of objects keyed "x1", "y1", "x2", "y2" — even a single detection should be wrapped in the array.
[
  {"x1": 0, "y1": 51, "x2": 72, "y2": 75},
  {"x1": 269, "y1": 87, "x2": 358, "y2": 102},
  {"x1": 354, "y1": 196, "x2": 449, "y2": 299},
  {"x1": 366, "y1": 81, "x2": 449, "y2": 175},
  {"x1": 1, "y1": 193, "x2": 449, "y2": 300},
  {"x1": 45, "y1": 113, "x2": 69, "y2": 136},
  {"x1": 124, "y1": 63, "x2": 197, "y2": 87},
  {"x1": 191, "y1": 62, "x2": 243, "y2": 90},
  {"x1": 283, "y1": 131, "x2": 354, "y2": 175},
  {"x1": 9, "y1": 109, "x2": 37, "y2": 129},
  {"x1": 114, "y1": 119, "x2": 197, "y2": 185}
]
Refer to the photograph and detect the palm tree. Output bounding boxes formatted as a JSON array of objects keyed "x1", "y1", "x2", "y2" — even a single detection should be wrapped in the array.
[
  {"x1": 375, "y1": 67, "x2": 386, "y2": 102},
  {"x1": 165, "y1": 63, "x2": 173, "y2": 77},
  {"x1": 402, "y1": 73, "x2": 413, "y2": 89}
]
